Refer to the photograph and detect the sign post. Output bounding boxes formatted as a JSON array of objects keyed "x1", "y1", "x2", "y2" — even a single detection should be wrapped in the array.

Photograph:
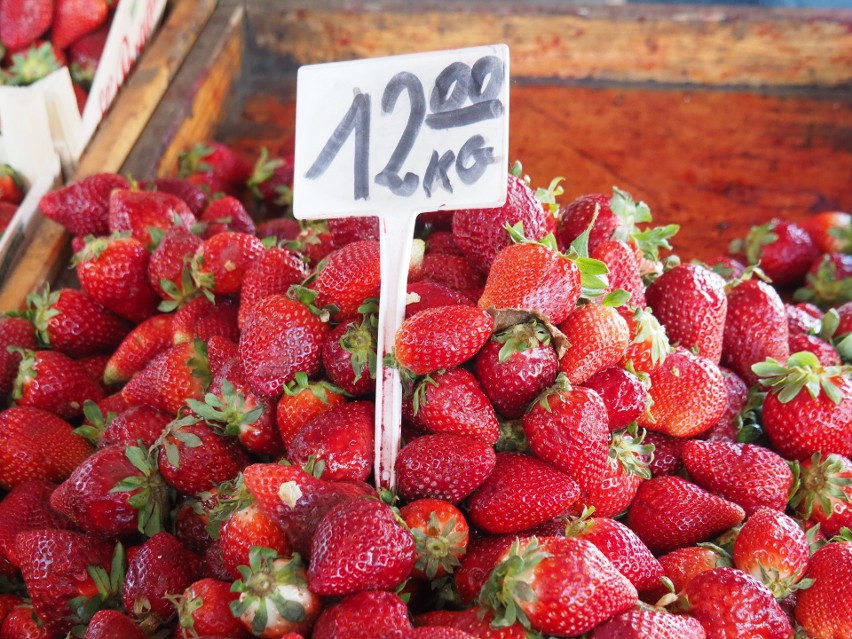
[{"x1": 293, "y1": 45, "x2": 510, "y2": 488}]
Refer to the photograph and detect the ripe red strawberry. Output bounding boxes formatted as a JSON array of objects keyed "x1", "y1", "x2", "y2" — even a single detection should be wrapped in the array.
[
  {"x1": 157, "y1": 419, "x2": 248, "y2": 495},
  {"x1": 39, "y1": 173, "x2": 128, "y2": 236},
  {"x1": 0, "y1": 317, "x2": 37, "y2": 397},
  {"x1": 287, "y1": 401, "x2": 375, "y2": 482},
  {"x1": 230, "y1": 548, "x2": 321, "y2": 638},
  {"x1": 556, "y1": 192, "x2": 619, "y2": 252},
  {"x1": 407, "y1": 368, "x2": 499, "y2": 444},
  {"x1": 645, "y1": 431, "x2": 684, "y2": 477},
  {"x1": 172, "y1": 296, "x2": 239, "y2": 345},
  {"x1": 755, "y1": 351, "x2": 852, "y2": 459},
  {"x1": 620, "y1": 305, "x2": 670, "y2": 374},
  {"x1": 681, "y1": 441, "x2": 792, "y2": 516},
  {"x1": 522, "y1": 374, "x2": 609, "y2": 491},
  {"x1": 0, "y1": 0, "x2": 52, "y2": 51},
  {"x1": 103, "y1": 314, "x2": 173, "y2": 385},
  {"x1": 646, "y1": 545, "x2": 731, "y2": 602},
  {"x1": 478, "y1": 235, "x2": 581, "y2": 325},
  {"x1": 123, "y1": 532, "x2": 200, "y2": 624},
  {"x1": 147, "y1": 226, "x2": 203, "y2": 308},
  {"x1": 178, "y1": 142, "x2": 252, "y2": 188},
  {"x1": 789, "y1": 333, "x2": 841, "y2": 366},
  {"x1": 558, "y1": 304, "x2": 630, "y2": 384},
  {"x1": 789, "y1": 453, "x2": 852, "y2": 538},
  {"x1": 192, "y1": 231, "x2": 265, "y2": 296},
  {"x1": 786, "y1": 301, "x2": 823, "y2": 335},
  {"x1": 395, "y1": 433, "x2": 496, "y2": 504},
  {"x1": 678, "y1": 567, "x2": 793, "y2": 639},
  {"x1": 173, "y1": 577, "x2": 251, "y2": 639},
  {"x1": 794, "y1": 538, "x2": 852, "y2": 638},
  {"x1": 238, "y1": 247, "x2": 307, "y2": 328},
  {"x1": 121, "y1": 339, "x2": 210, "y2": 415},
  {"x1": 722, "y1": 277, "x2": 789, "y2": 386},
  {"x1": 286, "y1": 221, "x2": 335, "y2": 266},
  {"x1": 0, "y1": 480, "x2": 69, "y2": 568},
  {"x1": 414, "y1": 608, "x2": 528, "y2": 639},
  {"x1": 73, "y1": 234, "x2": 159, "y2": 323},
  {"x1": 308, "y1": 497, "x2": 416, "y2": 596},
  {"x1": 474, "y1": 320, "x2": 558, "y2": 419},
  {"x1": 592, "y1": 239, "x2": 647, "y2": 308},
  {"x1": 0, "y1": 407, "x2": 92, "y2": 489},
  {"x1": 217, "y1": 500, "x2": 290, "y2": 579},
  {"x1": 147, "y1": 177, "x2": 208, "y2": 217},
  {"x1": 239, "y1": 295, "x2": 330, "y2": 397},
  {"x1": 467, "y1": 452, "x2": 580, "y2": 534},
  {"x1": 15, "y1": 529, "x2": 114, "y2": 633},
  {"x1": 11, "y1": 348, "x2": 104, "y2": 419},
  {"x1": 637, "y1": 348, "x2": 727, "y2": 438},
  {"x1": 804, "y1": 210, "x2": 852, "y2": 254},
  {"x1": 275, "y1": 373, "x2": 347, "y2": 449},
  {"x1": 67, "y1": 23, "x2": 108, "y2": 88},
  {"x1": 420, "y1": 252, "x2": 486, "y2": 293},
  {"x1": 322, "y1": 315, "x2": 377, "y2": 397},
  {"x1": 589, "y1": 607, "x2": 707, "y2": 639},
  {"x1": 51, "y1": 0, "x2": 108, "y2": 49},
  {"x1": 452, "y1": 173, "x2": 548, "y2": 272},
  {"x1": 410, "y1": 628, "x2": 475, "y2": 639},
  {"x1": 734, "y1": 219, "x2": 820, "y2": 287},
  {"x1": 312, "y1": 590, "x2": 411, "y2": 639},
  {"x1": 703, "y1": 365, "x2": 751, "y2": 442},
  {"x1": 242, "y1": 462, "x2": 374, "y2": 557},
  {"x1": 573, "y1": 447, "x2": 645, "y2": 518},
  {"x1": 324, "y1": 216, "x2": 379, "y2": 248},
  {"x1": 582, "y1": 366, "x2": 648, "y2": 431},
  {"x1": 406, "y1": 280, "x2": 475, "y2": 318},
  {"x1": 307, "y1": 240, "x2": 381, "y2": 321},
  {"x1": 248, "y1": 148, "x2": 294, "y2": 206},
  {"x1": 108, "y1": 189, "x2": 197, "y2": 247},
  {"x1": 732, "y1": 508, "x2": 810, "y2": 598},
  {"x1": 626, "y1": 476, "x2": 745, "y2": 554},
  {"x1": 199, "y1": 195, "x2": 256, "y2": 237},
  {"x1": 0, "y1": 165, "x2": 24, "y2": 205},
  {"x1": 399, "y1": 498, "x2": 469, "y2": 581},
  {"x1": 99, "y1": 405, "x2": 172, "y2": 449},
  {"x1": 257, "y1": 217, "x2": 301, "y2": 243},
  {"x1": 23, "y1": 287, "x2": 130, "y2": 358},
  {"x1": 425, "y1": 229, "x2": 463, "y2": 255},
  {"x1": 479, "y1": 536, "x2": 637, "y2": 636},
  {"x1": 83, "y1": 610, "x2": 146, "y2": 639},
  {"x1": 1, "y1": 604, "x2": 57, "y2": 639}
]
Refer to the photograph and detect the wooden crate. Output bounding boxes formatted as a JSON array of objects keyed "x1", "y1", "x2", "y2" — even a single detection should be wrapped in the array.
[{"x1": 2, "y1": 0, "x2": 850, "y2": 310}]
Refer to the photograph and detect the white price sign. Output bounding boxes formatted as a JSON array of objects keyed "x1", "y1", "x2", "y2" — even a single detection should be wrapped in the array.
[{"x1": 293, "y1": 45, "x2": 510, "y2": 488}]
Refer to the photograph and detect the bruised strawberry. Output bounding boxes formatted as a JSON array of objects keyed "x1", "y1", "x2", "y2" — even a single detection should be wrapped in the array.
[{"x1": 38, "y1": 173, "x2": 129, "y2": 236}]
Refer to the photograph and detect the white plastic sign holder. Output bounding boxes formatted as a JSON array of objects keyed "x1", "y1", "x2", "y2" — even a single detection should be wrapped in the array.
[{"x1": 294, "y1": 45, "x2": 510, "y2": 488}]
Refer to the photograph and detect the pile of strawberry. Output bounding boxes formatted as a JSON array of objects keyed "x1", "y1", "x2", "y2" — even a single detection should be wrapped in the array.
[
  {"x1": 0, "y1": 0, "x2": 114, "y2": 112},
  {"x1": 0, "y1": 164, "x2": 24, "y2": 235},
  {"x1": 0, "y1": 137, "x2": 849, "y2": 639}
]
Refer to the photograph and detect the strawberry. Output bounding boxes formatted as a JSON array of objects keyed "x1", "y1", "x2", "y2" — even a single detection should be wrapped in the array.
[
  {"x1": 407, "y1": 368, "x2": 499, "y2": 444},
  {"x1": 395, "y1": 433, "x2": 496, "y2": 504},
  {"x1": 626, "y1": 476, "x2": 745, "y2": 554},
  {"x1": 108, "y1": 189, "x2": 197, "y2": 248},
  {"x1": 307, "y1": 240, "x2": 381, "y2": 321},
  {"x1": 0, "y1": 407, "x2": 92, "y2": 489},
  {"x1": 425, "y1": 230, "x2": 463, "y2": 255},
  {"x1": 178, "y1": 142, "x2": 252, "y2": 188},
  {"x1": 192, "y1": 231, "x2": 265, "y2": 296},
  {"x1": 621, "y1": 305, "x2": 670, "y2": 374},
  {"x1": 789, "y1": 333, "x2": 841, "y2": 366},
  {"x1": 287, "y1": 401, "x2": 375, "y2": 482},
  {"x1": 645, "y1": 263, "x2": 727, "y2": 363},
  {"x1": 83, "y1": 610, "x2": 146, "y2": 639},
  {"x1": 257, "y1": 217, "x2": 301, "y2": 243},
  {"x1": 239, "y1": 295, "x2": 330, "y2": 397},
  {"x1": 451, "y1": 173, "x2": 548, "y2": 272},
  {"x1": 308, "y1": 497, "x2": 416, "y2": 596},
  {"x1": 0, "y1": 605, "x2": 57, "y2": 639},
  {"x1": 467, "y1": 452, "x2": 580, "y2": 534},
  {"x1": 410, "y1": 629, "x2": 476, "y2": 639},
  {"x1": 414, "y1": 608, "x2": 529, "y2": 639},
  {"x1": 477, "y1": 233, "x2": 581, "y2": 325},
  {"x1": 722, "y1": 277, "x2": 789, "y2": 386},
  {"x1": 311, "y1": 590, "x2": 411, "y2": 639},
  {"x1": 522, "y1": 374, "x2": 609, "y2": 492},
  {"x1": 39, "y1": 173, "x2": 128, "y2": 236},
  {"x1": 157, "y1": 418, "x2": 248, "y2": 495},
  {"x1": 592, "y1": 239, "x2": 647, "y2": 308},
  {"x1": 103, "y1": 314, "x2": 173, "y2": 385},
  {"x1": 238, "y1": 247, "x2": 307, "y2": 328},
  {"x1": 804, "y1": 210, "x2": 852, "y2": 254},
  {"x1": 99, "y1": 405, "x2": 172, "y2": 449},
  {"x1": 647, "y1": 545, "x2": 731, "y2": 601},
  {"x1": 123, "y1": 532, "x2": 200, "y2": 625},
  {"x1": 0, "y1": 201, "x2": 17, "y2": 235},
  {"x1": 558, "y1": 304, "x2": 630, "y2": 384},
  {"x1": 50, "y1": 444, "x2": 167, "y2": 537},
  {"x1": 0, "y1": 596, "x2": 23, "y2": 627},
  {"x1": 420, "y1": 252, "x2": 486, "y2": 293},
  {"x1": 67, "y1": 24, "x2": 108, "y2": 89},
  {"x1": 637, "y1": 348, "x2": 727, "y2": 439},
  {"x1": 286, "y1": 221, "x2": 335, "y2": 267},
  {"x1": 15, "y1": 529, "x2": 115, "y2": 633},
  {"x1": 23, "y1": 287, "x2": 130, "y2": 358},
  {"x1": 703, "y1": 365, "x2": 751, "y2": 442},
  {"x1": 455, "y1": 534, "x2": 529, "y2": 604},
  {"x1": 678, "y1": 567, "x2": 793, "y2": 639},
  {"x1": 173, "y1": 578, "x2": 251, "y2": 639},
  {"x1": 0, "y1": 165, "x2": 24, "y2": 205},
  {"x1": 51, "y1": 0, "x2": 108, "y2": 49},
  {"x1": 326, "y1": 216, "x2": 381, "y2": 248},
  {"x1": 121, "y1": 339, "x2": 210, "y2": 415},
  {"x1": 789, "y1": 453, "x2": 852, "y2": 538},
  {"x1": 242, "y1": 462, "x2": 374, "y2": 557},
  {"x1": 0, "y1": 317, "x2": 37, "y2": 397},
  {"x1": 231, "y1": 548, "x2": 321, "y2": 638},
  {"x1": 582, "y1": 366, "x2": 648, "y2": 431},
  {"x1": 199, "y1": 195, "x2": 256, "y2": 237},
  {"x1": 394, "y1": 305, "x2": 493, "y2": 375},
  {"x1": 732, "y1": 508, "x2": 810, "y2": 598},
  {"x1": 795, "y1": 252, "x2": 852, "y2": 309},
  {"x1": 794, "y1": 537, "x2": 852, "y2": 638},
  {"x1": 0, "y1": 480, "x2": 69, "y2": 568},
  {"x1": 473, "y1": 320, "x2": 558, "y2": 419},
  {"x1": 147, "y1": 226, "x2": 203, "y2": 308},
  {"x1": 5, "y1": 40, "x2": 64, "y2": 85},
  {"x1": 479, "y1": 536, "x2": 637, "y2": 636},
  {"x1": 406, "y1": 280, "x2": 475, "y2": 318},
  {"x1": 681, "y1": 441, "x2": 793, "y2": 515},
  {"x1": 754, "y1": 351, "x2": 852, "y2": 459},
  {"x1": 73, "y1": 234, "x2": 159, "y2": 323},
  {"x1": 786, "y1": 301, "x2": 823, "y2": 335},
  {"x1": 172, "y1": 296, "x2": 239, "y2": 344},
  {"x1": 0, "y1": 0, "x2": 52, "y2": 51},
  {"x1": 321, "y1": 314, "x2": 377, "y2": 397},
  {"x1": 248, "y1": 148, "x2": 294, "y2": 207},
  {"x1": 556, "y1": 192, "x2": 619, "y2": 252},
  {"x1": 645, "y1": 432, "x2": 684, "y2": 477},
  {"x1": 399, "y1": 498, "x2": 469, "y2": 581},
  {"x1": 217, "y1": 500, "x2": 290, "y2": 580},
  {"x1": 733, "y1": 219, "x2": 820, "y2": 287},
  {"x1": 11, "y1": 348, "x2": 104, "y2": 419},
  {"x1": 275, "y1": 373, "x2": 347, "y2": 449},
  {"x1": 148, "y1": 177, "x2": 208, "y2": 216},
  {"x1": 573, "y1": 442, "x2": 645, "y2": 518},
  {"x1": 589, "y1": 607, "x2": 707, "y2": 639}
]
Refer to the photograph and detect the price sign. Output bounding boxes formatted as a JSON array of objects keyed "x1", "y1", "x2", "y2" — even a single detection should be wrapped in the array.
[{"x1": 293, "y1": 45, "x2": 510, "y2": 488}]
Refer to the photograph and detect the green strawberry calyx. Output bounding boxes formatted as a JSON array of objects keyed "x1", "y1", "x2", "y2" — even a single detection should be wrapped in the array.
[
  {"x1": 110, "y1": 445, "x2": 169, "y2": 537},
  {"x1": 177, "y1": 143, "x2": 215, "y2": 178},
  {"x1": 7, "y1": 43, "x2": 62, "y2": 87},
  {"x1": 73, "y1": 400, "x2": 118, "y2": 445},
  {"x1": 8, "y1": 346, "x2": 36, "y2": 402},
  {"x1": 185, "y1": 379, "x2": 264, "y2": 438},
  {"x1": 752, "y1": 351, "x2": 849, "y2": 405},
  {"x1": 21, "y1": 285, "x2": 61, "y2": 347},
  {"x1": 629, "y1": 306, "x2": 671, "y2": 369},
  {"x1": 68, "y1": 543, "x2": 126, "y2": 631},
  {"x1": 410, "y1": 510, "x2": 467, "y2": 580},
  {"x1": 609, "y1": 423, "x2": 654, "y2": 480},
  {"x1": 339, "y1": 306, "x2": 378, "y2": 383},
  {"x1": 492, "y1": 320, "x2": 551, "y2": 363},
  {"x1": 69, "y1": 232, "x2": 132, "y2": 267},
  {"x1": 281, "y1": 371, "x2": 348, "y2": 402},
  {"x1": 204, "y1": 473, "x2": 253, "y2": 539},
  {"x1": 732, "y1": 220, "x2": 779, "y2": 266},
  {"x1": 793, "y1": 254, "x2": 852, "y2": 310},
  {"x1": 788, "y1": 452, "x2": 852, "y2": 521}
]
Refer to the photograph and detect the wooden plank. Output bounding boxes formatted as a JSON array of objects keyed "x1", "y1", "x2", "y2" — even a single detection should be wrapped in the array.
[
  {"x1": 247, "y1": 3, "x2": 852, "y2": 87},
  {"x1": 0, "y1": 0, "x2": 217, "y2": 312}
]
